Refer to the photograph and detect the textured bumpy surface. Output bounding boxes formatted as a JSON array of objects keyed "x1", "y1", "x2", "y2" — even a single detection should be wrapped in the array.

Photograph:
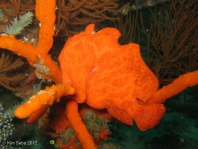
[{"x1": 59, "y1": 24, "x2": 166, "y2": 131}]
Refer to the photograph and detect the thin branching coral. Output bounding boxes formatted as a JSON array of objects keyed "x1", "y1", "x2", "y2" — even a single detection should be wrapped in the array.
[
  {"x1": 55, "y1": 0, "x2": 119, "y2": 37},
  {"x1": 120, "y1": 0, "x2": 170, "y2": 14},
  {"x1": 140, "y1": 0, "x2": 198, "y2": 84},
  {"x1": 0, "y1": 52, "x2": 27, "y2": 91},
  {"x1": 114, "y1": 9, "x2": 140, "y2": 45},
  {"x1": 0, "y1": 0, "x2": 35, "y2": 22}
]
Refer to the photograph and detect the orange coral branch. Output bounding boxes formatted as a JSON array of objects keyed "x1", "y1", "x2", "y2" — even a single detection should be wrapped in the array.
[
  {"x1": 147, "y1": 71, "x2": 198, "y2": 104},
  {"x1": 0, "y1": 0, "x2": 62, "y2": 83},
  {"x1": 35, "y1": 0, "x2": 56, "y2": 54},
  {"x1": 66, "y1": 100, "x2": 97, "y2": 149},
  {"x1": 27, "y1": 104, "x2": 50, "y2": 124},
  {"x1": 0, "y1": 34, "x2": 62, "y2": 82},
  {"x1": 0, "y1": 35, "x2": 37, "y2": 59},
  {"x1": 14, "y1": 83, "x2": 75, "y2": 119}
]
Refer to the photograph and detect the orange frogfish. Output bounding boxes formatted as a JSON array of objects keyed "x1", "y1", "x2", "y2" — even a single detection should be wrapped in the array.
[{"x1": 59, "y1": 24, "x2": 166, "y2": 131}]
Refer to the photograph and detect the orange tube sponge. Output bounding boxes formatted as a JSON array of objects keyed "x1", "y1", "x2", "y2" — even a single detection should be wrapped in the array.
[
  {"x1": 14, "y1": 83, "x2": 75, "y2": 119},
  {"x1": 0, "y1": 34, "x2": 62, "y2": 83},
  {"x1": 0, "y1": 0, "x2": 61, "y2": 83},
  {"x1": 27, "y1": 104, "x2": 50, "y2": 124},
  {"x1": 66, "y1": 100, "x2": 97, "y2": 149},
  {"x1": 147, "y1": 71, "x2": 198, "y2": 104},
  {"x1": 35, "y1": 0, "x2": 56, "y2": 54}
]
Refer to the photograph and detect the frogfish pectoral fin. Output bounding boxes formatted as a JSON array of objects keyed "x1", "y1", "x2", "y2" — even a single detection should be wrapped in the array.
[{"x1": 126, "y1": 103, "x2": 166, "y2": 131}]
